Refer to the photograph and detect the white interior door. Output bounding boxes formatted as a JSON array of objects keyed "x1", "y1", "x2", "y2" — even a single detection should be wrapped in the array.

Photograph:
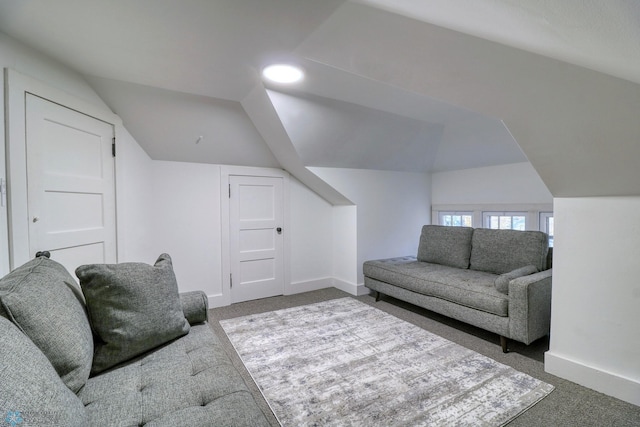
[
  {"x1": 25, "y1": 94, "x2": 117, "y2": 274},
  {"x1": 230, "y1": 175, "x2": 284, "y2": 303}
]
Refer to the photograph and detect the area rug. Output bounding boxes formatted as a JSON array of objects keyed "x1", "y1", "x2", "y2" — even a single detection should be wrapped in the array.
[{"x1": 220, "y1": 298, "x2": 554, "y2": 426}]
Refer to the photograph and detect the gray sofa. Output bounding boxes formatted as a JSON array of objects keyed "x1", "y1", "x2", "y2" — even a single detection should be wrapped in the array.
[
  {"x1": 364, "y1": 225, "x2": 552, "y2": 352},
  {"x1": 0, "y1": 254, "x2": 270, "y2": 427}
]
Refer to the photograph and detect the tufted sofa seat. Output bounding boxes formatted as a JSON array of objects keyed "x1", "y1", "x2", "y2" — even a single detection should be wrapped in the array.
[
  {"x1": 0, "y1": 255, "x2": 270, "y2": 427},
  {"x1": 78, "y1": 324, "x2": 264, "y2": 426},
  {"x1": 364, "y1": 256, "x2": 509, "y2": 317}
]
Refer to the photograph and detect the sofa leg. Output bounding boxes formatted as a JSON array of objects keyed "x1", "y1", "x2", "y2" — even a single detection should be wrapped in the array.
[
  {"x1": 500, "y1": 336, "x2": 509, "y2": 353},
  {"x1": 374, "y1": 291, "x2": 381, "y2": 302}
]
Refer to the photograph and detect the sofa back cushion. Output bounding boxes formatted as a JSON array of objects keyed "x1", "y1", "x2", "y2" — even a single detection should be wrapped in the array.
[
  {"x1": 0, "y1": 316, "x2": 89, "y2": 426},
  {"x1": 0, "y1": 256, "x2": 93, "y2": 393},
  {"x1": 470, "y1": 228, "x2": 549, "y2": 274},
  {"x1": 417, "y1": 225, "x2": 474, "y2": 269}
]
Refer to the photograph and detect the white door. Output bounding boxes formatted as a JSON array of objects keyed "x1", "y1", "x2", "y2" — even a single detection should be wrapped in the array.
[
  {"x1": 25, "y1": 94, "x2": 117, "y2": 274},
  {"x1": 229, "y1": 175, "x2": 284, "y2": 303}
]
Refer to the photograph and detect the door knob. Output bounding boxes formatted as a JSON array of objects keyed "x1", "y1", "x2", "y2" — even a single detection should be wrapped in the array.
[
  {"x1": 35, "y1": 251, "x2": 50, "y2": 259},
  {"x1": 33, "y1": 216, "x2": 40, "y2": 223},
  {"x1": 276, "y1": 227, "x2": 282, "y2": 234}
]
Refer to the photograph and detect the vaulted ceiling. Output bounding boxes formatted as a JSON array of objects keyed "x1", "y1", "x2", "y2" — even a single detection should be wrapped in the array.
[{"x1": 1, "y1": 0, "x2": 639, "y2": 201}]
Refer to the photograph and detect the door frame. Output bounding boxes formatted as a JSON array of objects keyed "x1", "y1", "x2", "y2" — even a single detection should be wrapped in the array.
[
  {"x1": 220, "y1": 166, "x2": 290, "y2": 307},
  {"x1": 4, "y1": 68, "x2": 122, "y2": 270}
]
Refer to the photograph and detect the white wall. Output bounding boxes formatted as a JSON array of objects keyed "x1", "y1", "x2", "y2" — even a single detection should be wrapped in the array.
[
  {"x1": 289, "y1": 176, "x2": 333, "y2": 290},
  {"x1": 0, "y1": 33, "x2": 108, "y2": 108},
  {"x1": 115, "y1": 127, "x2": 156, "y2": 263},
  {"x1": 311, "y1": 167, "x2": 431, "y2": 287},
  {"x1": 431, "y1": 162, "x2": 553, "y2": 230},
  {"x1": 432, "y1": 162, "x2": 553, "y2": 205},
  {"x1": 151, "y1": 161, "x2": 223, "y2": 298},
  {"x1": 332, "y1": 205, "x2": 358, "y2": 288},
  {"x1": 145, "y1": 163, "x2": 341, "y2": 305},
  {"x1": 546, "y1": 197, "x2": 640, "y2": 406}
]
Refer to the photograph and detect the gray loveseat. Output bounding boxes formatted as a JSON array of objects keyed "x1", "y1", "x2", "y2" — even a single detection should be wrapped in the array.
[
  {"x1": 0, "y1": 254, "x2": 269, "y2": 426},
  {"x1": 364, "y1": 225, "x2": 552, "y2": 352}
]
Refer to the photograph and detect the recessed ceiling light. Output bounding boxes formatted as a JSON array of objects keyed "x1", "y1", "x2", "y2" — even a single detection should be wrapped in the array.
[{"x1": 262, "y1": 64, "x2": 304, "y2": 84}]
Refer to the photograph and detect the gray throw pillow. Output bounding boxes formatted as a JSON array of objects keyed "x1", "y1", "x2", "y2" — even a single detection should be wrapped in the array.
[
  {"x1": 0, "y1": 316, "x2": 89, "y2": 426},
  {"x1": 76, "y1": 253, "x2": 190, "y2": 375},
  {"x1": 0, "y1": 257, "x2": 93, "y2": 393},
  {"x1": 494, "y1": 265, "x2": 539, "y2": 294}
]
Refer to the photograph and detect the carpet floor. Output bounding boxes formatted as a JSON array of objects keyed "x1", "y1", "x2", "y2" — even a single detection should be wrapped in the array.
[{"x1": 209, "y1": 288, "x2": 640, "y2": 427}]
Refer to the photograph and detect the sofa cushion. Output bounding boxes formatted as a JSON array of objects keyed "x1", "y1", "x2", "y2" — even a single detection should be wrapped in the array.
[
  {"x1": 494, "y1": 265, "x2": 539, "y2": 294},
  {"x1": 364, "y1": 257, "x2": 508, "y2": 316},
  {"x1": 0, "y1": 257, "x2": 93, "y2": 393},
  {"x1": 76, "y1": 253, "x2": 190, "y2": 375},
  {"x1": 78, "y1": 324, "x2": 270, "y2": 426},
  {"x1": 470, "y1": 228, "x2": 549, "y2": 274},
  {"x1": 417, "y1": 225, "x2": 474, "y2": 269},
  {"x1": 0, "y1": 316, "x2": 89, "y2": 426}
]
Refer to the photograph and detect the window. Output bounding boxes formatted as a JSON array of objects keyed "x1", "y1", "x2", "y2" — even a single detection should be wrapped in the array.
[
  {"x1": 483, "y1": 212, "x2": 526, "y2": 231},
  {"x1": 434, "y1": 204, "x2": 552, "y2": 233},
  {"x1": 439, "y1": 211, "x2": 473, "y2": 227},
  {"x1": 540, "y1": 212, "x2": 554, "y2": 247}
]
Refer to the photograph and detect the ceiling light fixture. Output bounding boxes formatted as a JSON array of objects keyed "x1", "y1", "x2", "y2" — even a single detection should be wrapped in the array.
[{"x1": 262, "y1": 64, "x2": 304, "y2": 84}]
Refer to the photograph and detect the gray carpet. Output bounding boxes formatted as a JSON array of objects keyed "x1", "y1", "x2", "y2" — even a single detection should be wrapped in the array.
[{"x1": 209, "y1": 288, "x2": 640, "y2": 427}]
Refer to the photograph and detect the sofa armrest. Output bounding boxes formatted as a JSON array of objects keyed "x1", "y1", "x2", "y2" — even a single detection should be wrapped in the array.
[
  {"x1": 179, "y1": 291, "x2": 209, "y2": 325},
  {"x1": 508, "y1": 269, "x2": 552, "y2": 344}
]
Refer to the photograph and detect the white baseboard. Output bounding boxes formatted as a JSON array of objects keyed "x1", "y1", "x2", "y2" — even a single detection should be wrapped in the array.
[
  {"x1": 287, "y1": 277, "x2": 369, "y2": 296},
  {"x1": 286, "y1": 278, "x2": 334, "y2": 295},
  {"x1": 208, "y1": 278, "x2": 370, "y2": 308},
  {"x1": 545, "y1": 350, "x2": 640, "y2": 406},
  {"x1": 207, "y1": 293, "x2": 228, "y2": 309},
  {"x1": 331, "y1": 278, "x2": 369, "y2": 296}
]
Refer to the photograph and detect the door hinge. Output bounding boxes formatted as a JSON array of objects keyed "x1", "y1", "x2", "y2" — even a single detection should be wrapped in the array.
[
  {"x1": 230, "y1": 273, "x2": 233, "y2": 288},
  {"x1": 228, "y1": 184, "x2": 231, "y2": 198},
  {"x1": 112, "y1": 137, "x2": 116, "y2": 157}
]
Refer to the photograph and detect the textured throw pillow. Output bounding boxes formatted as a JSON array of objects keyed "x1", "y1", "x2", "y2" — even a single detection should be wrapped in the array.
[
  {"x1": 76, "y1": 253, "x2": 190, "y2": 374},
  {"x1": 0, "y1": 257, "x2": 93, "y2": 393},
  {"x1": 0, "y1": 316, "x2": 89, "y2": 426},
  {"x1": 417, "y1": 225, "x2": 474, "y2": 269},
  {"x1": 494, "y1": 265, "x2": 539, "y2": 294}
]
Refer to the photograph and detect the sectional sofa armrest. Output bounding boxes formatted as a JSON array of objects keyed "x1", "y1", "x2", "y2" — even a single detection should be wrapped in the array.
[
  {"x1": 179, "y1": 291, "x2": 209, "y2": 325},
  {"x1": 508, "y1": 269, "x2": 552, "y2": 345}
]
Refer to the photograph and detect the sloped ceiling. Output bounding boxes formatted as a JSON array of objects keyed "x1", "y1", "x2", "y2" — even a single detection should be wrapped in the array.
[
  {"x1": 356, "y1": 0, "x2": 640, "y2": 86},
  {"x1": 264, "y1": 59, "x2": 524, "y2": 172},
  {"x1": 87, "y1": 76, "x2": 280, "y2": 168},
  {"x1": 299, "y1": 2, "x2": 640, "y2": 197},
  {"x1": 0, "y1": 0, "x2": 344, "y2": 100},
  {"x1": 0, "y1": 0, "x2": 639, "y2": 199}
]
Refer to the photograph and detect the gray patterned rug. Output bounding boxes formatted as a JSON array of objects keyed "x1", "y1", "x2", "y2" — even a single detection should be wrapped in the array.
[{"x1": 220, "y1": 298, "x2": 554, "y2": 426}]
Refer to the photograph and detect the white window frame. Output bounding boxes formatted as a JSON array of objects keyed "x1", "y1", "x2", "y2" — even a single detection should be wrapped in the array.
[
  {"x1": 438, "y1": 211, "x2": 473, "y2": 227},
  {"x1": 432, "y1": 204, "x2": 553, "y2": 231},
  {"x1": 483, "y1": 211, "x2": 527, "y2": 230},
  {"x1": 540, "y1": 212, "x2": 554, "y2": 246}
]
